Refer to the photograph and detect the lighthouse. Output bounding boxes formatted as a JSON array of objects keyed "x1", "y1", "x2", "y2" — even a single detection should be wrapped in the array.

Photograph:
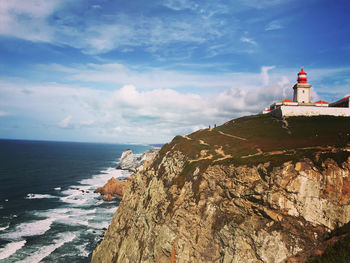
[{"x1": 293, "y1": 68, "x2": 311, "y2": 104}]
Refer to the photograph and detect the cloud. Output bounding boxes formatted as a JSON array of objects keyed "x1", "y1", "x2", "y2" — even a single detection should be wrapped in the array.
[
  {"x1": 5, "y1": 65, "x2": 349, "y2": 143},
  {"x1": 0, "y1": 0, "x2": 237, "y2": 56},
  {"x1": 240, "y1": 37, "x2": 258, "y2": 46},
  {"x1": 44, "y1": 62, "x2": 263, "y2": 91},
  {"x1": 0, "y1": 0, "x2": 63, "y2": 42},
  {"x1": 0, "y1": 65, "x2": 297, "y2": 143},
  {"x1": 261, "y1": 66, "x2": 276, "y2": 86},
  {"x1": 240, "y1": 0, "x2": 290, "y2": 9},
  {"x1": 59, "y1": 115, "x2": 72, "y2": 128},
  {"x1": 265, "y1": 20, "x2": 283, "y2": 31}
]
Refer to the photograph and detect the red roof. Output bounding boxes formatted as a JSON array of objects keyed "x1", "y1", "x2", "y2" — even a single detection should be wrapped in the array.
[
  {"x1": 281, "y1": 99, "x2": 293, "y2": 103},
  {"x1": 341, "y1": 96, "x2": 350, "y2": 100},
  {"x1": 298, "y1": 68, "x2": 307, "y2": 75},
  {"x1": 315, "y1": 100, "x2": 329, "y2": 104}
]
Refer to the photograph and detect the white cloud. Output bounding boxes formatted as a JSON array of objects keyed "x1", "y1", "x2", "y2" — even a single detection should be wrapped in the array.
[
  {"x1": 261, "y1": 66, "x2": 276, "y2": 86},
  {"x1": 79, "y1": 119, "x2": 94, "y2": 127},
  {"x1": 59, "y1": 115, "x2": 72, "y2": 128},
  {"x1": 265, "y1": 20, "x2": 283, "y2": 31},
  {"x1": 5, "y1": 65, "x2": 349, "y2": 143},
  {"x1": 240, "y1": 0, "x2": 290, "y2": 9},
  {"x1": 0, "y1": 0, "x2": 234, "y2": 55},
  {"x1": 240, "y1": 36, "x2": 257, "y2": 46},
  {"x1": 0, "y1": 0, "x2": 63, "y2": 42},
  {"x1": 0, "y1": 65, "x2": 298, "y2": 142},
  {"x1": 46, "y1": 62, "x2": 262, "y2": 91}
]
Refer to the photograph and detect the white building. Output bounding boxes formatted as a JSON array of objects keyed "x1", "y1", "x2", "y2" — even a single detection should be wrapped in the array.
[{"x1": 266, "y1": 68, "x2": 350, "y2": 118}]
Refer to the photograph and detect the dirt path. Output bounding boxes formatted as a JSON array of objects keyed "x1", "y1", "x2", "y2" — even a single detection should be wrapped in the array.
[
  {"x1": 189, "y1": 149, "x2": 213, "y2": 163},
  {"x1": 218, "y1": 131, "x2": 247, "y2": 141},
  {"x1": 199, "y1": 140, "x2": 209, "y2": 146},
  {"x1": 241, "y1": 148, "x2": 263, "y2": 158},
  {"x1": 214, "y1": 146, "x2": 232, "y2": 162},
  {"x1": 241, "y1": 146, "x2": 350, "y2": 159},
  {"x1": 182, "y1": 134, "x2": 192, "y2": 140}
]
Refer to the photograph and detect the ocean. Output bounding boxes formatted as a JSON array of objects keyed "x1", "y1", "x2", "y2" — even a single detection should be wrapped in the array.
[{"x1": 0, "y1": 139, "x2": 150, "y2": 262}]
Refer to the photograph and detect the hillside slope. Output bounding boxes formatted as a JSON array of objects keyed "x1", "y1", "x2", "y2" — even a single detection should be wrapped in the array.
[{"x1": 91, "y1": 114, "x2": 350, "y2": 263}]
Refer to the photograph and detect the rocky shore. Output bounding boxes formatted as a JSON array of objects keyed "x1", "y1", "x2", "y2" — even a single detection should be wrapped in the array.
[{"x1": 94, "y1": 148, "x2": 159, "y2": 201}]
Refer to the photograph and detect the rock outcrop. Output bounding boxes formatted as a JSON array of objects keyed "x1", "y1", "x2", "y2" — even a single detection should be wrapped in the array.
[
  {"x1": 94, "y1": 177, "x2": 130, "y2": 201},
  {"x1": 91, "y1": 115, "x2": 350, "y2": 263},
  {"x1": 118, "y1": 149, "x2": 159, "y2": 172},
  {"x1": 117, "y1": 149, "x2": 138, "y2": 170}
]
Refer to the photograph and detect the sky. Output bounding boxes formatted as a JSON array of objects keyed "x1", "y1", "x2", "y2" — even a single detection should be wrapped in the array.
[{"x1": 0, "y1": 0, "x2": 349, "y2": 144}]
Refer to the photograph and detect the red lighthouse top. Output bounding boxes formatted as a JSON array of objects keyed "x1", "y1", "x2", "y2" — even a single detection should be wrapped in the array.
[{"x1": 297, "y1": 68, "x2": 307, "y2": 83}]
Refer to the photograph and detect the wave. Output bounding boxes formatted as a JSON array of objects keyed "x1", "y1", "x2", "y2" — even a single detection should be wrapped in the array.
[
  {"x1": 25, "y1": 194, "x2": 58, "y2": 199},
  {"x1": 54, "y1": 187, "x2": 61, "y2": 191},
  {"x1": 0, "y1": 240, "x2": 26, "y2": 260},
  {"x1": 0, "y1": 218, "x2": 53, "y2": 240},
  {"x1": 80, "y1": 167, "x2": 127, "y2": 186},
  {"x1": 59, "y1": 168, "x2": 126, "y2": 206},
  {"x1": 16, "y1": 232, "x2": 76, "y2": 263},
  {"x1": 34, "y1": 207, "x2": 97, "y2": 227},
  {"x1": 0, "y1": 223, "x2": 9, "y2": 232}
]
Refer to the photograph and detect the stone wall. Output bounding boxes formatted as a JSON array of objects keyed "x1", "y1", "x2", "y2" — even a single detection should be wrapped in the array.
[{"x1": 271, "y1": 105, "x2": 350, "y2": 118}]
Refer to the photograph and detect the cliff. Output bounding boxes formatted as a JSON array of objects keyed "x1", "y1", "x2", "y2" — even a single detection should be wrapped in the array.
[{"x1": 91, "y1": 114, "x2": 350, "y2": 263}]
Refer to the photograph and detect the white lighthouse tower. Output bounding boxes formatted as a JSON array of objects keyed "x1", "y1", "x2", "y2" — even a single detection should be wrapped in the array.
[{"x1": 293, "y1": 68, "x2": 311, "y2": 104}]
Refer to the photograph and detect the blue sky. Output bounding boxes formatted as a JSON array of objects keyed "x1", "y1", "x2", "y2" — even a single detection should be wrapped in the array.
[{"x1": 0, "y1": 0, "x2": 349, "y2": 143}]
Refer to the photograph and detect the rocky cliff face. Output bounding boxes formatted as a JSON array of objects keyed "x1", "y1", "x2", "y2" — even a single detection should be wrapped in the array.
[
  {"x1": 91, "y1": 115, "x2": 350, "y2": 263},
  {"x1": 91, "y1": 152, "x2": 350, "y2": 262}
]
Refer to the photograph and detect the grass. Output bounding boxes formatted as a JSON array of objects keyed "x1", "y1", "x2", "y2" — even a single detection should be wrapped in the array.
[
  {"x1": 307, "y1": 221, "x2": 350, "y2": 263},
  {"x1": 151, "y1": 114, "x2": 350, "y2": 215},
  {"x1": 153, "y1": 114, "x2": 350, "y2": 169}
]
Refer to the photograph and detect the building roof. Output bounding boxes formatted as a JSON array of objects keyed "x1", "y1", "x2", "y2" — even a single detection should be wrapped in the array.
[
  {"x1": 341, "y1": 96, "x2": 350, "y2": 100},
  {"x1": 281, "y1": 98, "x2": 294, "y2": 103},
  {"x1": 315, "y1": 100, "x2": 329, "y2": 104}
]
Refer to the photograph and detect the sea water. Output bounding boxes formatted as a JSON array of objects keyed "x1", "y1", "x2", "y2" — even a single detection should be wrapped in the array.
[{"x1": 0, "y1": 139, "x2": 150, "y2": 262}]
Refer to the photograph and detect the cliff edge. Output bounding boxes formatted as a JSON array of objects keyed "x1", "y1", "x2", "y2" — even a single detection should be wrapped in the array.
[{"x1": 91, "y1": 114, "x2": 350, "y2": 263}]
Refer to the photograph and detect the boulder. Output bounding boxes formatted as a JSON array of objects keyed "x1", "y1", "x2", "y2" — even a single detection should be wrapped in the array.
[{"x1": 94, "y1": 177, "x2": 130, "y2": 201}]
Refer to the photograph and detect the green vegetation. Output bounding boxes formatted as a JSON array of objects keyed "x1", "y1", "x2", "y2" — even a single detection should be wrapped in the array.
[
  {"x1": 152, "y1": 114, "x2": 350, "y2": 194},
  {"x1": 307, "y1": 221, "x2": 350, "y2": 263}
]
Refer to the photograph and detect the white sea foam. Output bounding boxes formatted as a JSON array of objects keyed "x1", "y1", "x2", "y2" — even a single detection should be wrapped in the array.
[
  {"x1": 54, "y1": 187, "x2": 61, "y2": 191},
  {"x1": 60, "y1": 169, "x2": 126, "y2": 206},
  {"x1": 35, "y1": 207, "x2": 97, "y2": 227},
  {"x1": 76, "y1": 242, "x2": 90, "y2": 257},
  {"x1": 25, "y1": 194, "x2": 58, "y2": 199},
  {"x1": 0, "y1": 224, "x2": 9, "y2": 231},
  {"x1": 80, "y1": 168, "x2": 127, "y2": 186},
  {"x1": 0, "y1": 240, "x2": 26, "y2": 260},
  {"x1": 16, "y1": 232, "x2": 76, "y2": 263},
  {"x1": 0, "y1": 218, "x2": 53, "y2": 240}
]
